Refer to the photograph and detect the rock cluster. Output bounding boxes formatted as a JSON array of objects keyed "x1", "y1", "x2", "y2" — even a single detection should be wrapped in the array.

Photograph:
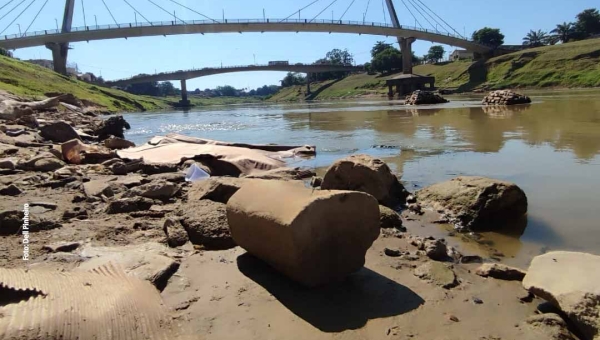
[
  {"x1": 482, "y1": 90, "x2": 532, "y2": 105},
  {"x1": 405, "y1": 90, "x2": 449, "y2": 105}
]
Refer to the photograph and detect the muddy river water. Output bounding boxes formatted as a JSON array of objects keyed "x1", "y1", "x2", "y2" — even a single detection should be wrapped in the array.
[{"x1": 123, "y1": 89, "x2": 600, "y2": 266}]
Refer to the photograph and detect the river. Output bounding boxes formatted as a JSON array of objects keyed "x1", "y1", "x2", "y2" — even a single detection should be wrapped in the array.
[{"x1": 123, "y1": 89, "x2": 600, "y2": 266}]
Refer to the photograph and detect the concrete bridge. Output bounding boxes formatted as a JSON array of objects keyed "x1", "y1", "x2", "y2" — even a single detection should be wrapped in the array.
[
  {"x1": 0, "y1": 0, "x2": 493, "y2": 76},
  {"x1": 105, "y1": 63, "x2": 363, "y2": 105}
]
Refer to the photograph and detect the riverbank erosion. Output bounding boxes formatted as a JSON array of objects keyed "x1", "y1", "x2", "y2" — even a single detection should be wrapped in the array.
[{"x1": 1, "y1": 100, "x2": 597, "y2": 339}]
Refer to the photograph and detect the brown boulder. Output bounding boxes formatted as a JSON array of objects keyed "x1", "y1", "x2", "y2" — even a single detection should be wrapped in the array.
[
  {"x1": 180, "y1": 200, "x2": 235, "y2": 250},
  {"x1": 104, "y1": 136, "x2": 136, "y2": 150},
  {"x1": 379, "y1": 205, "x2": 405, "y2": 231},
  {"x1": 476, "y1": 263, "x2": 526, "y2": 281},
  {"x1": 40, "y1": 121, "x2": 81, "y2": 143},
  {"x1": 163, "y1": 218, "x2": 189, "y2": 247},
  {"x1": 227, "y1": 180, "x2": 380, "y2": 287},
  {"x1": 321, "y1": 154, "x2": 408, "y2": 208},
  {"x1": 416, "y1": 176, "x2": 528, "y2": 231}
]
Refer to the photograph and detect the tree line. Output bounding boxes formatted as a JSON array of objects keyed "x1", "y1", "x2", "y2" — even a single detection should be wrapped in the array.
[{"x1": 522, "y1": 8, "x2": 600, "y2": 46}]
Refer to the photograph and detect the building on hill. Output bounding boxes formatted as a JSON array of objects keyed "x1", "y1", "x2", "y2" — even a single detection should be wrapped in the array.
[{"x1": 450, "y1": 50, "x2": 474, "y2": 61}]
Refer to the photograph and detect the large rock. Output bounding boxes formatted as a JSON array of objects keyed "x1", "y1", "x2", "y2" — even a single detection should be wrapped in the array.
[
  {"x1": 379, "y1": 205, "x2": 405, "y2": 230},
  {"x1": 227, "y1": 180, "x2": 380, "y2": 287},
  {"x1": 104, "y1": 136, "x2": 136, "y2": 150},
  {"x1": 525, "y1": 313, "x2": 578, "y2": 340},
  {"x1": 106, "y1": 197, "x2": 154, "y2": 214},
  {"x1": 40, "y1": 121, "x2": 81, "y2": 143},
  {"x1": 321, "y1": 154, "x2": 408, "y2": 208},
  {"x1": 416, "y1": 176, "x2": 528, "y2": 231},
  {"x1": 482, "y1": 90, "x2": 532, "y2": 106},
  {"x1": 180, "y1": 200, "x2": 234, "y2": 250},
  {"x1": 33, "y1": 158, "x2": 65, "y2": 172},
  {"x1": 523, "y1": 251, "x2": 600, "y2": 340},
  {"x1": 163, "y1": 218, "x2": 189, "y2": 247},
  {"x1": 0, "y1": 158, "x2": 16, "y2": 170},
  {"x1": 476, "y1": 263, "x2": 526, "y2": 281},
  {"x1": 126, "y1": 180, "x2": 179, "y2": 200},
  {"x1": 188, "y1": 177, "x2": 267, "y2": 203},
  {"x1": 77, "y1": 243, "x2": 179, "y2": 291},
  {"x1": 93, "y1": 115, "x2": 131, "y2": 140},
  {"x1": 413, "y1": 262, "x2": 458, "y2": 289}
]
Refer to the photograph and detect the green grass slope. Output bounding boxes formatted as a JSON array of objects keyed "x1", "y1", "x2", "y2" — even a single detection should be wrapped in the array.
[
  {"x1": 0, "y1": 55, "x2": 168, "y2": 112},
  {"x1": 269, "y1": 38, "x2": 600, "y2": 102}
]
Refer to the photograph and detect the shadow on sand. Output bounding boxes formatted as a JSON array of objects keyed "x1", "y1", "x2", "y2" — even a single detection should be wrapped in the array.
[{"x1": 237, "y1": 253, "x2": 424, "y2": 332}]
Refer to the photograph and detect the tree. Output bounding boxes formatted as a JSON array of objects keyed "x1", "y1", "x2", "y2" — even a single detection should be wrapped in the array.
[
  {"x1": 371, "y1": 47, "x2": 402, "y2": 74},
  {"x1": 551, "y1": 22, "x2": 575, "y2": 43},
  {"x1": 522, "y1": 30, "x2": 549, "y2": 47},
  {"x1": 426, "y1": 45, "x2": 445, "y2": 63},
  {"x1": 575, "y1": 8, "x2": 600, "y2": 37},
  {"x1": 125, "y1": 77, "x2": 159, "y2": 96},
  {"x1": 215, "y1": 85, "x2": 237, "y2": 96},
  {"x1": 280, "y1": 72, "x2": 305, "y2": 87},
  {"x1": 472, "y1": 27, "x2": 505, "y2": 47},
  {"x1": 325, "y1": 48, "x2": 354, "y2": 65},
  {"x1": 0, "y1": 47, "x2": 12, "y2": 58},
  {"x1": 157, "y1": 81, "x2": 177, "y2": 96},
  {"x1": 371, "y1": 41, "x2": 392, "y2": 58}
]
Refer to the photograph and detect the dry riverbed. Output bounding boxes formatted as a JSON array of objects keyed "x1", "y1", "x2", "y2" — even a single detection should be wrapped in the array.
[{"x1": 0, "y1": 91, "x2": 595, "y2": 340}]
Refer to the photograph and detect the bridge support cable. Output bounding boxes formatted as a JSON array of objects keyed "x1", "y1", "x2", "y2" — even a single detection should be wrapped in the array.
[
  {"x1": 80, "y1": 0, "x2": 86, "y2": 26},
  {"x1": 309, "y1": 0, "x2": 339, "y2": 23},
  {"x1": 0, "y1": 0, "x2": 36, "y2": 35},
  {"x1": 381, "y1": 0, "x2": 386, "y2": 25},
  {"x1": 22, "y1": 0, "x2": 47, "y2": 35},
  {"x1": 399, "y1": 0, "x2": 422, "y2": 29},
  {"x1": 414, "y1": 0, "x2": 464, "y2": 38},
  {"x1": 0, "y1": 0, "x2": 16, "y2": 13},
  {"x1": 405, "y1": 0, "x2": 437, "y2": 31},
  {"x1": 122, "y1": 0, "x2": 151, "y2": 24},
  {"x1": 362, "y1": 0, "x2": 371, "y2": 22},
  {"x1": 166, "y1": 0, "x2": 218, "y2": 23},
  {"x1": 338, "y1": 0, "x2": 356, "y2": 20},
  {"x1": 279, "y1": 0, "x2": 320, "y2": 22},
  {"x1": 0, "y1": 0, "x2": 26, "y2": 24},
  {"x1": 146, "y1": 0, "x2": 186, "y2": 24},
  {"x1": 101, "y1": 0, "x2": 118, "y2": 25}
]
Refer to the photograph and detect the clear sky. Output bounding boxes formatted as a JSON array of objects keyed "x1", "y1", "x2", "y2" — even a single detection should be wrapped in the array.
[{"x1": 3, "y1": 0, "x2": 598, "y2": 90}]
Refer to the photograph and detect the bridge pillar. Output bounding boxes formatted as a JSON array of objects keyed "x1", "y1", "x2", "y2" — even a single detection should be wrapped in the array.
[
  {"x1": 180, "y1": 79, "x2": 190, "y2": 106},
  {"x1": 400, "y1": 38, "x2": 415, "y2": 74},
  {"x1": 46, "y1": 0, "x2": 75, "y2": 75},
  {"x1": 306, "y1": 73, "x2": 312, "y2": 94}
]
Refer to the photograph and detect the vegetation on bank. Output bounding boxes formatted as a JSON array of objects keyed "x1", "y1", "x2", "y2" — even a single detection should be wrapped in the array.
[
  {"x1": 0, "y1": 55, "x2": 168, "y2": 112},
  {"x1": 268, "y1": 38, "x2": 600, "y2": 102}
]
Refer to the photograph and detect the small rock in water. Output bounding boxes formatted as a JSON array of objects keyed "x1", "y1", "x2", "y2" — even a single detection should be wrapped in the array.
[{"x1": 460, "y1": 255, "x2": 484, "y2": 264}]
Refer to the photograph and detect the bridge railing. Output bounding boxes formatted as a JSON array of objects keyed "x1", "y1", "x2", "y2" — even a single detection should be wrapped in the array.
[
  {"x1": 107, "y1": 63, "x2": 364, "y2": 83},
  {"x1": 1, "y1": 18, "x2": 470, "y2": 42}
]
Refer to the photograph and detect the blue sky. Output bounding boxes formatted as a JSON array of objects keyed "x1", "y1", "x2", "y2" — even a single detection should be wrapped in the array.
[{"x1": 2, "y1": 0, "x2": 598, "y2": 90}]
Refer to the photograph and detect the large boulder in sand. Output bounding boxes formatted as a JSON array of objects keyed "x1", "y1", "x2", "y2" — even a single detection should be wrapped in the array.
[
  {"x1": 416, "y1": 176, "x2": 527, "y2": 231},
  {"x1": 227, "y1": 180, "x2": 380, "y2": 287},
  {"x1": 179, "y1": 200, "x2": 235, "y2": 250},
  {"x1": 523, "y1": 251, "x2": 600, "y2": 340},
  {"x1": 40, "y1": 121, "x2": 81, "y2": 143},
  {"x1": 188, "y1": 177, "x2": 269, "y2": 203},
  {"x1": 321, "y1": 154, "x2": 408, "y2": 208}
]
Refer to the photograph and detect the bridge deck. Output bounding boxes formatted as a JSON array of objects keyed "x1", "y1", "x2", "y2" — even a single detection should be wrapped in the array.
[{"x1": 0, "y1": 19, "x2": 491, "y2": 53}]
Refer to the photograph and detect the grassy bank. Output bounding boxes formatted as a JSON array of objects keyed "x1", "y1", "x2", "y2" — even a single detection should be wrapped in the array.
[
  {"x1": 269, "y1": 38, "x2": 600, "y2": 102},
  {"x1": 0, "y1": 55, "x2": 170, "y2": 112}
]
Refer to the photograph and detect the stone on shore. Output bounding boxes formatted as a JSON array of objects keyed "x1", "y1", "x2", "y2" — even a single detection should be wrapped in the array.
[
  {"x1": 93, "y1": 115, "x2": 131, "y2": 140},
  {"x1": 523, "y1": 251, "x2": 600, "y2": 340},
  {"x1": 126, "y1": 180, "x2": 179, "y2": 200},
  {"x1": 379, "y1": 205, "x2": 405, "y2": 231},
  {"x1": 106, "y1": 197, "x2": 154, "y2": 214},
  {"x1": 104, "y1": 136, "x2": 136, "y2": 150},
  {"x1": 321, "y1": 154, "x2": 408, "y2": 208},
  {"x1": 416, "y1": 176, "x2": 528, "y2": 231},
  {"x1": 482, "y1": 90, "x2": 532, "y2": 106},
  {"x1": 0, "y1": 158, "x2": 16, "y2": 170},
  {"x1": 405, "y1": 90, "x2": 449, "y2": 105},
  {"x1": 188, "y1": 177, "x2": 267, "y2": 203},
  {"x1": 476, "y1": 263, "x2": 526, "y2": 281},
  {"x1": 77, "y1": 242, "x2": 179, "y2": 291},
  {"x1": 524, "y1": 313, "x2": 578, "y2": 340},
  {"x1": 40, "y1": 121, "x2": 81, "y2": 143},
  {"x1": 163, "y1": 218, "x2": 189, "y2": 247},
  {"x1": 413, "y1": 262, "x2": 458, "y2": 289},
  {"x1": 227, "y1": 180, "x2": 380, "y2": 287},
  {"x1": 0, "y1": 184, "x2": 22, "y2": 196},
  {"x1": 180, "y1": 200, "x2": 234, "y2": 250}
]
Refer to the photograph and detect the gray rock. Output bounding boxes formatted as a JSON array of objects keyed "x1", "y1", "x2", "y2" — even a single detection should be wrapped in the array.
[
  {"x1": 40, "y1": 121, "x2": 81, "y2": 143},
  {"x1": 127, "y1": 180, "x2": 178, "y2": 200},
  {"x1": 476, "y1": 263, "x2": 526, "y2": 281},
  {"x1": 414, "y1": 262, "x2": 458, "y2": 289},
  {"x1": 417, "y1": 176, "x2": 528, "y2": 231},
  {"x1": 523, "y1": 251, "x2": 600, "y2": 340},
  {"x1": 33, "y1": 158, "x2": 65, "y2": 172},
  {"x1": 180, "y1": 200, "x2": 235, "y2": 250},
  {"x1": 423, "y1": 239, "x2": 448, "y2": 261},
  {"x1": 83, "y1": 178, "x2": 126, "y2": 198},
  {"x1": 0, "y1": 184, "x2": 22, "y2": 196},
  {"x1": 321, "y1": 154, "x2": 408, "y2": 208},
  {"x1": 163, "y1": 218, "x2": 188, "y2": 247},
  {"x1": 111, "y1": 161, "x2": 128, "y2": 175},
  {"x1": 379, "y1": 205, "x2": 405, "y2": 231},
  {"x1": 106, "y1": 197, "x2": 154, "y2": 214}
]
